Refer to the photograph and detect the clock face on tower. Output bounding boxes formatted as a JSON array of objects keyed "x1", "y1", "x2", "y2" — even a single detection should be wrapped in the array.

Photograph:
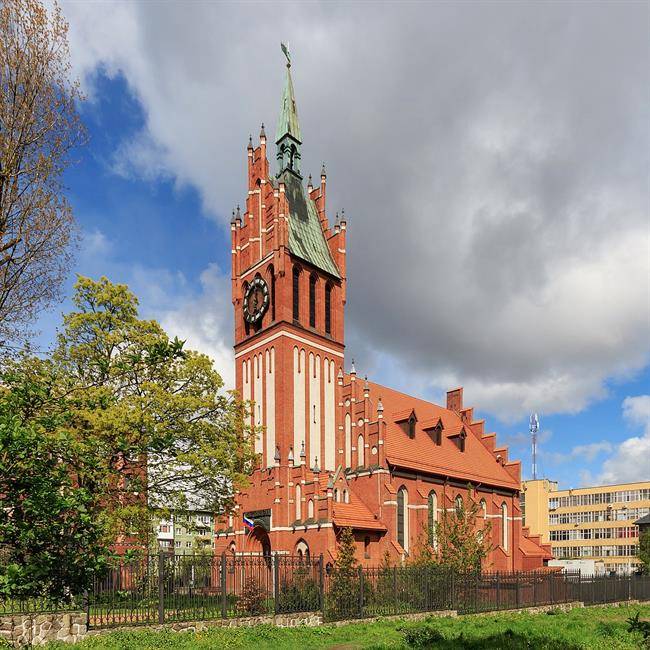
[{"x1": 243, "y1": 277, "x2": 270, "y2": 324}]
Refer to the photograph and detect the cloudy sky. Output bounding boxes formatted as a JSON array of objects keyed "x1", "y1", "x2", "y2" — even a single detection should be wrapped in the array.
[{"x1": 35, "y1": 1, "x2": 649, "y2": 488}]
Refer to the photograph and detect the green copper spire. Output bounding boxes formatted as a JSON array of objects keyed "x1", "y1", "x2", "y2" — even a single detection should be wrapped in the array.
[
  {"x1": 276, "y1": 43, "x2": 301, "y2": 143},
  {"x1": 276, "y1": 43, "x2": 302, "y2": 176}
]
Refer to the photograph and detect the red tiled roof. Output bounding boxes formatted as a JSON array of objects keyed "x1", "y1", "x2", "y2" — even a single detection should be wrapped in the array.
[
  {"x1": 519, "y1": 534, "x2": 553, "y2": 559},
  {"x1": 366, "y1": 379, "x2": 520, "y2": 490},
  {"x1": 332, "y1": 500, "x2": 386, "y2": 531}
]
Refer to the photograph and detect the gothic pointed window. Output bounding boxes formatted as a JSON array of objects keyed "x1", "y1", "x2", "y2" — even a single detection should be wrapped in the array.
[
  {"x1": 428, "y1": 491, "x2": 438, "y2": 547},
  {"x1": 309, "y1": 274, "x2": 317, "y2": 328},
  {"x1": 292, "y1": 266, "x2": 300, "y2": 322},
  {"x1": 501, "y1": 502, "x2": 508, "y2": 551},
  {"x1": 269, "y1": 265, "x2": 276, "y2": 321},
  {"x1": 357, "y1": 434, "x2": 365, "y2": 467},
  {"x1": 325, "y1": 283, "x2": 332, "y2": 334},
  {"x1": 397, "y1": 486, "x2": 408, "y2": 552},
  {"x1": 295, "y1": 484, "x2": 301, "y2": 521}
]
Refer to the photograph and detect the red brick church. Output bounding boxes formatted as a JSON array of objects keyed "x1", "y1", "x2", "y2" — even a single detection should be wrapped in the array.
[{"x1": 214, "y1": 51, "x2": 552, "y2": 571}]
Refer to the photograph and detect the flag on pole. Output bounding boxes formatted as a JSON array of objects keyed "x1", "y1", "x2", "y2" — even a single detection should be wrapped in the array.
[{"x1": 243, "y1": 515, "x2": 255, "y2": 532}]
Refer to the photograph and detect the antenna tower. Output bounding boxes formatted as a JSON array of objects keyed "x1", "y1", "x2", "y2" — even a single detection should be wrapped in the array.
[{"x1": 530, "y1": 413, "x2": 539, "y2": 480}]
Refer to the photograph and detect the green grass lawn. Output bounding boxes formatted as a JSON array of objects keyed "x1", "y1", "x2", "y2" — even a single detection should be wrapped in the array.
[{"x1": 42, "y1": 603, "x2": 650, "y2": 649}]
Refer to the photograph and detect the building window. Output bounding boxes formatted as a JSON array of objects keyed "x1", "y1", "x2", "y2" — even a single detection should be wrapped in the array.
[
  {"x1": 334, "y1": 488, "x2": 339, "y2": 502},
  {"x1": 357, "y1": 434, "x2": 365, "y2": 467},
  {"x1": 408, "y1": 414, "x2": 416, "y2": 439},
  {"x1": 502, "y1": 502, "x2": 508, "y2": 551},
  {"x1": 364, "y1": 536, "x2": 371, "y2": 559},
  {"x1": 452, "y1": 431, "x2": 466, "y2": 452},
  {"x1": 325, "y1": 283, "x2": 332, "y2": 334},
  {"x1": 397, "y1": 486, "x2": 408, "y2": 552},
  {"x1": 343, "y1": 489, "x2": 349, "y2": 503},
  {"x1": 269, "y1": 265, "x2": 276, "y2": 321},
  {"x1": 295, "y1": 540, "x2": 309, "y2": 561},
  {"x1": 428, "y1": 491, "x2": 437, "y2": 547},
  {"x1": 296, "y1": 484, "x2": 301, "y2": 521},
  {"x1": 292, "y1": 266, "x2": 300, "y2": 321},
  {"x1": 309, "y1": 274, "x2": 317, "y2": 328},
  {"x1": 308, "y1": 499, "x2": 314, "y2": 519},
  {"x1": 427, "y1": 424, "x2": 442, "y2": 445}
]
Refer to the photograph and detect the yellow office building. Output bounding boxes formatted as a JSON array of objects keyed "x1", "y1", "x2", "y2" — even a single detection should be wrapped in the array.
[{"x1": 521, "y1": 479, "x2": 650, "y2": 575}]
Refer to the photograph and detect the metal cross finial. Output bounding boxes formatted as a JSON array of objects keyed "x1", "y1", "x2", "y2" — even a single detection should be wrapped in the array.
[{"x1": 281, "y1": 42, "x2": 291, "y2": 66}]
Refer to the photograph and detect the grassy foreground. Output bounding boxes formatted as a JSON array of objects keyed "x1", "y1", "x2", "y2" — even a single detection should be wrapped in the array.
[{"x1": 42, "y1": 603, "x2": 650, "y2": 649}]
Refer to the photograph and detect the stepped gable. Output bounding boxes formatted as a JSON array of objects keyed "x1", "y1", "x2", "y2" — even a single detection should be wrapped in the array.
[{"x1": 364, "y1": 379, "x2": 520, "y2": 489}]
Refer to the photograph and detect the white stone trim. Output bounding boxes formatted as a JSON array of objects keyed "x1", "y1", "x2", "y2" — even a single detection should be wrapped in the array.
[{"x1": 236, "y1": 331, "x2": 344, "y2": 359}]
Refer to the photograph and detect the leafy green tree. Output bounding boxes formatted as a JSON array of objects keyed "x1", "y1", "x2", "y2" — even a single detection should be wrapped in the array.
[
  {"x1": 638, "y1": 529, "x2": 650, "y2": 575},
  {"x1": 433, "y1": 486, "x2": 493, "y2": 573},
  {"x1": 0, "y1": 399, "x2": 108, "y2": 599},
  {"x1": 326, "y1": 527, "x2": 360, "y2": 620},
  {"x1": 1, "y1": 275, "x2": 256, "y2": 594}
]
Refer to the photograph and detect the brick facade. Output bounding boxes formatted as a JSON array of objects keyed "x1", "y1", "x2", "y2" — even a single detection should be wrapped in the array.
[{"x1": 215, "y1": 55, "x2": 552, "y2": 570}]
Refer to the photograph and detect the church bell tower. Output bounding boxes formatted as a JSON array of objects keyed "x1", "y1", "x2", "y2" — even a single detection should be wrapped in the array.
[{"x1": 231, "y1": 46, "x2": 347, "y2": 472}]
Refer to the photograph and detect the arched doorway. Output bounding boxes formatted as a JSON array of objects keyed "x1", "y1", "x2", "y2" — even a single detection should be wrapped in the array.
[{"x1": 245, "y1": 525, "x2": 272, "y2": 559}]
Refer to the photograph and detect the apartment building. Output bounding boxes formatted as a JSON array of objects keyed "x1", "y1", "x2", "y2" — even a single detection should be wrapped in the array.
[
  {"x1": 154, "y1": 511, "x2": 215, "y2": 553},
  {"x1": 521, "y1": 479, "x2": 650, "y2": 575}
]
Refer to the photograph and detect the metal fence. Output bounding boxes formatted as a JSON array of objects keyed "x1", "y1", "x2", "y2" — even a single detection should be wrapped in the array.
[{"x1": 3, "y1": 554, "x2": 649, "y2": 628}]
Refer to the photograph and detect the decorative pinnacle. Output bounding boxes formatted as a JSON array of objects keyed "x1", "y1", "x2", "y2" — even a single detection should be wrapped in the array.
[
  {"x1": 321, "y1": 162, "x2": 326, "y2": 178},
  {"x1": 274, "y1": 446, "x2": 281, "y2": 462},
  {"x1": 288, "y1": 446, "x2": 294, "y2": 462},
  {"x1": 248, "y1": 134, "x2": 253, "y2": 150},
  {"x1": 231, "y1": 209, "x2": 236, "y2": 224},
  {"x1": 350, "y1": 358, "x2": 356, "y2": 375},
  {"x1": 300, "y1": 440, "x2": 306, "y2": 459},
  {"x1": 308, "y1": 174, "x2": 312, "y2": 185},
  {"x1": 364, "y1": 375, "x2": 369, "y2": 391},
  {"x1": 377, "y1": 397, "x2": 384, "y2": 414},
  {"x1": 260, "y1": 123, "x2": 266, "y2": 139},
  {"x1": 312, "y1": 456, "x2": 320, "y2": 473},
  {"x1": 236, "y1": 205, "x2": 241, "y2": 219}
]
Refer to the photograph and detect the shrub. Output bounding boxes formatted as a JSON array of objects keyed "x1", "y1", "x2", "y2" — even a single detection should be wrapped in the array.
[{"x1": 236, "y1": 577, "x2": 267, "y2": 616}]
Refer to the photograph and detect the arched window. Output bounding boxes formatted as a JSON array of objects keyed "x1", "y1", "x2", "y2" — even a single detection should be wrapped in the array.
[
  {"x1": 428, "y1": 491, "x2": 438, "y2": 546},
  {"x1": 397, "y1": 486, "x2": 408, "y2": 551},
  {"x1": 309, "y1": 274, "x2": 317, "y2": 328},
  {"x1": 343, "y1": 489, "x2": 349, "y2": 503},
  {"x1": 455, "y1": 495, "x2": 463, "y2": 515},
  {"x1": 295, "y1": 484, "x2": 301, "y2": 521},
  {"x1": 307, "y1": 499, "x2": 314, "y2": 519},
  {"x1": 344, "y1": 413, "x2": 352, "y2": 468},
  {"x1": 334, "y1": 488, "x2": 339, "y2": 502},
  {"x1": 243, "y1": 281, "x2": 250, "y2": 335},
  {"x1": 292, "y1": 266, "x2": 300, "y2": 322},
  {"x1": 295, "y1": 540, "x2": 309, "y2": 561},
  {"x1": 357, "y1": 434, "x2": 365, "y2": 467},
  {"x1": 269, "y1": 265, "x2": 276, "y2": 321},
  {"x1": 325, "y1": 283, "x2": 332, "y2": 334},
  {"x1": 364, "y1": 536, "x2": 371, "y2": 559},
  {"x1": 501, "y1": 502, "x2": 508, "y2": 551}
]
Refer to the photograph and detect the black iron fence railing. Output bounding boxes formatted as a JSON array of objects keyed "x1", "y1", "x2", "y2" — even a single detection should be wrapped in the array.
[{"x1": 2, "y1": 553, "x2": 649, "y2": 628}]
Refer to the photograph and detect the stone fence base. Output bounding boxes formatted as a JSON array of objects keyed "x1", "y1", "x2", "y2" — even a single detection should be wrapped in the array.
[
  {"x1": 1, "y1": 600, "x2": 647, "y2": 646},
  {"x1": 0, "y1": 612, "x2": 87, "y2": 646}
]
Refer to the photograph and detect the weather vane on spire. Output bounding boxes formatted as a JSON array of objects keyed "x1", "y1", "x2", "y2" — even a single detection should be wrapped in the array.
[{"x1": 281, "y1": 42, "x2": 291, "y2": 66}]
